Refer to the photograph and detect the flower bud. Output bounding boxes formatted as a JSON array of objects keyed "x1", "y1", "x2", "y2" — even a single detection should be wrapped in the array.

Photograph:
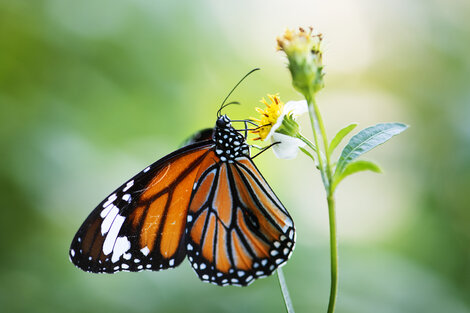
[{"x1": 277, "y1": 27, "x2": 324, "y2": 97}]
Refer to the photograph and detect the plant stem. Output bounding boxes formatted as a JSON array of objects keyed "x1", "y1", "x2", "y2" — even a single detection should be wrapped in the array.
[
  {"x1": 306, "y1": 93, "x2": 338, "y2": 313},
  {"x1": 277, "y1": 268, "x2": 295, "y2": 313},
  {"x1": 297, "y1": 135, "x2": 317, "y2": 153},
  {"x1": 311, "y1": 97, "x2": 333, "y2": 182},
  {"x1": 306, "y1": 95, "x2": 328, "y2": 187},
  {"x1": 326, "y1": 194, "x2": 338, "y2": 313}
]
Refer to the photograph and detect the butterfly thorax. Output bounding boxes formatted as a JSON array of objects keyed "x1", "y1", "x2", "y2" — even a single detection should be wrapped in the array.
[{"x1": 213, "y1": 115, "x2": 250, "y2": 162}]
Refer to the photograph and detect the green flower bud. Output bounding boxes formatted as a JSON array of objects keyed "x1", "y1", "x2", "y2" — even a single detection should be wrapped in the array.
[
  {"x1": 277, "y1": 113, "x2": 301, "y2": 138},
  {"x1": 277, "y1": 27, "x2": 324, "y2": 97}
]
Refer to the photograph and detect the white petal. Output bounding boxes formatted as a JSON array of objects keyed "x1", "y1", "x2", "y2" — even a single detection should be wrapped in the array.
[
  {"x1": 271, "y1": 133, "x2": 305, "y2": 159},
  {"x1": 264, "y1": 100, "x2": 308, "y2": 141},
  {"x1": 283, "y1": 100, "x2": 308, "y2": 117},
  {"x1": 265, "y1": 115, "x2": 284, "y2": 141}
]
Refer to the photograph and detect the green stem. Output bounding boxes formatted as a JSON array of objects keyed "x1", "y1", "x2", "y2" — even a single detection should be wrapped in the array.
[
  {"x1": 326, "y1": 194, "x2": 338, "y2": 313},
  {"x1": 311, "y1": 97, "x2": 333, "y2": 183},
  {"x1": 297, "y1": 134, "x2": 317, "y2": 153},
  {"x1": 306, "y1": 96, "x2": 328, "y2": 187},
  {"x1": 277, "y1": 268, "x2": 295, "y2": 313},
  {"x1": 306, "y1": 93, "x2": 338, "y2": 313},
  {"x1": 298, "y1": 135, "x2": 326, "y2": 170}
]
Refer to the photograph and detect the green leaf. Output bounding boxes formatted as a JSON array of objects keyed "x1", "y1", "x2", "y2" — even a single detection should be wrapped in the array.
[
  {"x1": 328, "y1": 123, "x2": 357, "y2": 154},
  {"x1": 299, "y1": 146, "x2": 316, "y2": 163},
  {"x1": 335, "y1": 123, "x2": 408, "y2": 175},
  {"x1": 332, "y1": 160, "x2": 382, "y2": 191}
]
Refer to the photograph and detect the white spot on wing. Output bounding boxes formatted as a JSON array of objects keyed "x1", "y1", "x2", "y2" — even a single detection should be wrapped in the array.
[
  {"x1": 70, "y1": 249, "x2": 75, "y2": 257},
  {"x1": 143, "y1": 166, "x2": 150, "y2": 173},
  {"x1": 111, "y1": 236, "x2": 131, "y2": 263},
  {"x1": 140, "y1": 246, "x2": 150, "y2": 256},
  {"x1": 169, "y1": 259, "x2": 175, "y2": 266},
  {"x1": 102, "y1": 215, "x2": 126, "y2": 255},
  {"x1": 103, "y1": 194, "x2": 117, "y2": 208},
  {"x1": 100, "y1": 203, "x2": 113, "y2": 218},
  {"x1": 123, "y1": 180, "x2": 134, "y2": 192},
  {"x1": 122, "y1": 194, "x2": 131, "y2": 202},
  {"x1": 101, "y1": 205, "x2": 119, "y2": 235},
  {"x1": 122, "y1": 263, "x2": 129, "y2": 269}
]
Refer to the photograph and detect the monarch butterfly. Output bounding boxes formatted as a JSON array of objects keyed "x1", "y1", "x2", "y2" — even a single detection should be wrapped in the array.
[{"x1": 69, "y1": 73, "x2": 295, "y2": 287}]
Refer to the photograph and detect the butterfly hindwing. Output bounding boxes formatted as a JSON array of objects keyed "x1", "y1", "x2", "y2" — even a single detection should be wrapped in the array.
[
  {"x1": 185, "y1": 155, "x2": 295, "y2": 286},
  {"x1": 69, "y1": 140, "x2": 213, "y2": 273}
]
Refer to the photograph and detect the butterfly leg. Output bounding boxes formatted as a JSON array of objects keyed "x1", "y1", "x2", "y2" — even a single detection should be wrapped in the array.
[
  {"x1": 230, "y1": 120, "x2": 259, "y2": 127},
  {"x1": 250, "y1": 142, "x2": 280, "y2": 159}
]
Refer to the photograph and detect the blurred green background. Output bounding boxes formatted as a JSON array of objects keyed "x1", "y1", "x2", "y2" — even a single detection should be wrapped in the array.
[{"x1": 1, "y1": 0, "x2": 469, "y2": 312}]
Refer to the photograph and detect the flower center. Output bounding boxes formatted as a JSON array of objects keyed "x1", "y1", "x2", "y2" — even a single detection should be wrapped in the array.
[{"x1": 251, "y1": 94, "x2": 284, "y2": 140}]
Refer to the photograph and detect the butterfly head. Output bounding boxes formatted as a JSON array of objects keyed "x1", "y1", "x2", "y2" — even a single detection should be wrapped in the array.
[
  {"x1": 214, "y1": 115, "x2": 250, "y2": 162},
  {"x1": 216, "y1": 114, "x2": 231, "y2": 128}
]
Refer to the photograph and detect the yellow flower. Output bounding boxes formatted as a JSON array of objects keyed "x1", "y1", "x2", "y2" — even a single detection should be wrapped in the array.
[
  {"x1": 251, "y1": 94, "x2": 308, "y2": 159},
  {"x1": 251, "y1": 94, "x2": 284, "y2": 141}
]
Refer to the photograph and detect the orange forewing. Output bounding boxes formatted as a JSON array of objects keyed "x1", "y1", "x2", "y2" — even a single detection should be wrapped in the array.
[{"x1": 134, "y1": 148, "x2": 211, "y2": 257}]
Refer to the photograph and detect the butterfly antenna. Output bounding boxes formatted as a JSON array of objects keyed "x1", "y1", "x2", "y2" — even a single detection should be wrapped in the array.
[
  {"x1": 217, "y1": 68, "x2": 260, "y2": 117},
  {"x1": 219, "y1": 101, "x2": 240, "y2": 113}
]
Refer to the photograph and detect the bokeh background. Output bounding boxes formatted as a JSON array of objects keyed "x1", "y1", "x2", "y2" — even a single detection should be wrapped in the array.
[{"x1": 1, "y1": 0, "x2": 469, "y2": 312}]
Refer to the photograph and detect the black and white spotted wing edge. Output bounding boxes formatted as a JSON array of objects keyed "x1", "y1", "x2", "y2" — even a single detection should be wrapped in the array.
[
  {"x1": 184, "y1": 157, "x2": 296, "y2": 286},
  {"x1": 69, "y1": 140, "x2": 212, "y2": 274}
]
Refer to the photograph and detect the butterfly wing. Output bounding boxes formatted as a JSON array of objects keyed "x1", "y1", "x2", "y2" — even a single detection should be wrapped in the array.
[
  {"x1": 180, "y1": 128, "x2": 214, "y2": 147},
  {"x1": 69, "y1": 140, "x2": 213, "y2": 273},
  {"x1": 185, "y1": 155, "x2": 295, "y2": 286}
]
